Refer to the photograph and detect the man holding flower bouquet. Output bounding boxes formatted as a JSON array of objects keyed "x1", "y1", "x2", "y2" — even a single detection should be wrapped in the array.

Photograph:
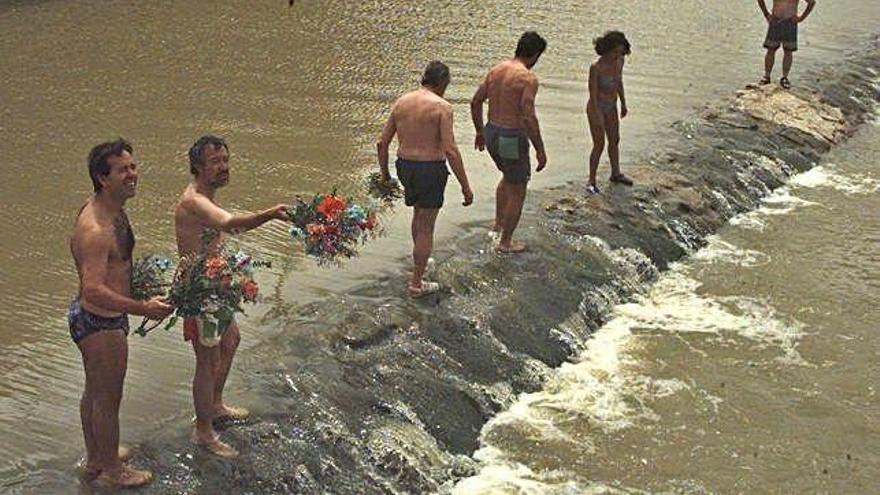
[
  {"x1": 174, "y1": 135, "x2": 288, "y2": 457},
  {"x1": 69, "y1": 139, "x2": 174, "y2": 488},
  {"x1": 377, "y1": 61, "x2": 474, "y2": 297}
]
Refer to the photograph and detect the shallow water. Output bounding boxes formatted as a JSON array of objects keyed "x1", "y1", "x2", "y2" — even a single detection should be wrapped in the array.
[
  {"x1": 1, "y1": 0, "x2": 879, "y2": 491},
  {"x1": 455, "y1": 120, "x2": 880, "y2": 493}
]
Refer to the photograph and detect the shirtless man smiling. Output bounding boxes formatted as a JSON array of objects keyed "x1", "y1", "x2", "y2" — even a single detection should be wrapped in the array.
[
  {"x1": 471, "y1": 31, "x2": 547, "y2": 253},
  {"x1": 69, "y1": 139, "x2": 173, "y2": 488},
  {"x1": 377, "y1": 61, "x2": 474, "y2": 297},
  {"x1": 758, "y1": 0, "x2": 817, "y2": 88},
  {"x1": 174, "y1": 135, "x2": 288, "y2": 457}
]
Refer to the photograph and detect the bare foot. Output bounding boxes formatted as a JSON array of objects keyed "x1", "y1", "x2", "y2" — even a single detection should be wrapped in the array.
[
  {"x1": 494, "y1": 241, "x2": 528, "y2": 254},
  {"x1": 408, "y1": 281, "x2": 440, "y2": 299},
  {"x1": 81, "y1": 445, "x2": 134, "y2": 479},
  {"x1": 93, "y1": 465, "x2": 153, "y2": 489},
  {"x1": 212, "y1": 405, "x2": 250, "y2": 424},
  {"x1": 191, "y1": 431, "x2": 239, "y2": 458}
]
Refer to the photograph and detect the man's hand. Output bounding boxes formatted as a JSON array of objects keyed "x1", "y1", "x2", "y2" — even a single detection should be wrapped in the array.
[
  {"x1": 268, "y1": 204, "x2": 289, "y2": 221},
  {"x1": 144, "y1": 296, "x2": 174, "y2": 320},
  {"x1": 536, "y1": 149, "x2": 547, "y2": 172},
  {"x1": 620, "y1": 104, "x2": 629, "y2": 119},
  {"x1": 793, "y1": 15, "x2": 803, "y2": 23},
  {"x1": 461, "y1": 186, "x2": 474, "y2": 206},
  {"x1": 474, "y1": 133, "x2": 485, "y2": 152}
]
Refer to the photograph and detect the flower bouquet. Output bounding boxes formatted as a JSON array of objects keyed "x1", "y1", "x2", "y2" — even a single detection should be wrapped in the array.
[
  {"x1": 130, "y1": 254, "x2": 173, "y2": 301},
  {"x1": 287, "y1": 191, "x2": 381, "y2": 266},
  {"x1": 162, "y1": 230, "x2": 268, "y2": 346},
  {"x1": 367, "y1": 172, "x2": 402, "y2": 204},
  {"x1": 130, "y1": 255, "x2": 174, "y2": 336}
]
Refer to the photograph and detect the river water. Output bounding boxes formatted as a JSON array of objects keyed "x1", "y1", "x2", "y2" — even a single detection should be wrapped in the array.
[{"x1": 0, "y1": 0, "x2": 878, "y2": 492}]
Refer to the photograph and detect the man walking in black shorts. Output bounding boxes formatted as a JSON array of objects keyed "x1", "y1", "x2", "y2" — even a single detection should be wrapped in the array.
[
  {"x1": 758, "y1": 0, "x2": 817, "y2": 89},
  {"x1": 377, "y1": 61, "x2": 474, "y2": 297}
]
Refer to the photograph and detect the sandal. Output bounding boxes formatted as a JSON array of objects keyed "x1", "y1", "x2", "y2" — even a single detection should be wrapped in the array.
[
  {"x1": 759, "y1": 75, "x2": 771, "y2": 85},
  {"x1": 780, "y1": 77, "x2": 792, "y2": 89},
  {"x1": 585, "y1": 184, "x2": 601, "y2": 195},
  {"x1": 610, "y1": 174, "x2": 634, "y2": 186}
]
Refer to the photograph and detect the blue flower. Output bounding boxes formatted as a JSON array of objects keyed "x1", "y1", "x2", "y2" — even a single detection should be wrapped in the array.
[
  {"x1": 290, "y1": 226, "x2": 306, "y2": 239},
  {"x1": 346, "y1": 205, "x2": 366, "y2": 222}
]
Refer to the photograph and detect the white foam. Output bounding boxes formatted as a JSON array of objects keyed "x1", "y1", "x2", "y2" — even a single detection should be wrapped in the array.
[
  {"x1": 729, "y1": 186, "x2": 817, "y2": 231},
  {"x1": 789, "y1": 164, "x2": 880, "y2": 194},
  {"x1": 692, "y1": 236, "x2": 771, "y2": 267}
]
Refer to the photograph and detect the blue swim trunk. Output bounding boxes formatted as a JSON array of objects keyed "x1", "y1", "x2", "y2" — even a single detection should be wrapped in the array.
[
  {"x1": 395, "y1": 158, "x2": 449, "y2": 209},
  {"x1": 68, "y1": 300, "x2": 129, "y2": 344}
]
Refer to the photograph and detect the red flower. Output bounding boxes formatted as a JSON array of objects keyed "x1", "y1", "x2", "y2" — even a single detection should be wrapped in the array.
[
  {"x1": 204, "y1": 257, "x2": 228, "y2": 280},
  {"x1": 317, "y1": 195, "x2": 347, "y2": 221},
  {"x1": 242, "y1": 280, "x2": 259, "y2": 301}
]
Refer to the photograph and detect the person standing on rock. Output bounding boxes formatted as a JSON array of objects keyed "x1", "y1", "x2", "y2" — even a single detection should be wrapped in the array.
[
  {"x1": 174, "y1": 135, "x2": 289, "y2": 457},
  {"x1": 377, "y1": 61, "x2": 474, "y2": 297},
  {"x1": 585, "y1": 31, "x2": 633, "y2": 195},
  {"x1": 471, "y1": 31, "x2": 547, "y2": 253},
  {"x1": 758, "y1": 0, "x2": 817, "y2": 89},
  {"x1": 69, "y1": 139, "x2": 174, "y2": 488}
]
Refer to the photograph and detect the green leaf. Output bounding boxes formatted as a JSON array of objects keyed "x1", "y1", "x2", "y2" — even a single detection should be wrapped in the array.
[{"x1": 164, "y1": 315, "x2": 179, "y2": 331}]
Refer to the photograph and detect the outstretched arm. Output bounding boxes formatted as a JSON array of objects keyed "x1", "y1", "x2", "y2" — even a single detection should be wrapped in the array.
[
  {"x1": 470, "y1": 75, "x2": 489, "y2": 151},
  {"x1": 440, "y1": 104, "x2": 473, "y2": 206},
  {"x1": 185, "y1": 194, "x2": 287, "y2": 234},
  {"x1": 376, "y1": 109, "x2": 397, "y2": 180},
  {"x1": 797, "y1": 0, "x2": 816, "y2": 22}
]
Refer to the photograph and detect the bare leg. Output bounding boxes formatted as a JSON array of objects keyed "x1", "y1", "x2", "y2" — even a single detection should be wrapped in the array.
[
  {"x1": 764, "y1": 47, "x2": 778, "y2": 79},
  {"x1": 191, "y1": 336, "x2": 238, "y2": 457},
  {"x1": 212, "y1": 322, "x2": 243, "y2": 419},
  {"x1": 605, "y1": 110, "x2": 622, "y2": 177},
  {"x1": 80, "y1": 330, "x2": 152, "y2": 487},
  {"x1": 78, "y1": 350, "x2": 98, "y2": 475},
  {"x1": 410, "y1": 207, "x2": 440, "y2": 288},
  {"x1": 494, "y1": 179, "x2": 506, "y2": 232},
  {"x1": 496, "y1": 181, "x2": 528, "y2": 252},
  {"x1": 782, "y1": 49, "x2": 793, "y2": 79},
  {"x1": 587, "y1": 104, "x2": 606, "y2": 186}
]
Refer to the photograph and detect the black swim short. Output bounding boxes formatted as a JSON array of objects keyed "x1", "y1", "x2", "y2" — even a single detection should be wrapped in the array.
[
  {"x1": 764, "y1": 17, "x2": 798, "y2": 52},
  {"x1": 485, "y1": 123, "x2": 531, "y2": 184},
  {"x1": 68, "y1": 299, "x2": 129, "y2": 344},
  {"x1": 395, "y1": 158, "x2": 449, "y2": 209}
]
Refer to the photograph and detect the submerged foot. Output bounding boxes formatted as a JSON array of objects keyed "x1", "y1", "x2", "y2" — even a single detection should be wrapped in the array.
[
  {"x1": 408, "y1": 281, "x2": 440, "y2": 299},
  {"x1": 585, "y1": 183, "x2": 601, "y2": 195},
  {"x1": 610, "y1": 174, "x2": 634, "y2": 186},
  {"x1": 92, "y1": 465, "x2": 153, "y2": 490},
  {"x1": 81, "y1": 445, "x2": 134, "y2": 479},
  {"x1": 212, "y1": 405, "x2": 250, "y2": 425},
  {"x1": 494, "y1": 241, "x2": 528, "y2": 254},
  {"x1": 191, "y1": 431, "x2": 239, "y2": 459},
  {"x1": 780, "y1": 76, "x2": 792, "y2": 89}
]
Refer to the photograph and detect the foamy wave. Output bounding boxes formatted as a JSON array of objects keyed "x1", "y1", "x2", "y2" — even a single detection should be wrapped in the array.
[
  {"x1": 729, "y1": 186, "x2": 817, "y2": 231},
  {"x1": 789, "y1": 164, "x2": 880, "y2": 194},
  {"x1": 692, "y1": 236, "x2": 771, "y2": 267}
]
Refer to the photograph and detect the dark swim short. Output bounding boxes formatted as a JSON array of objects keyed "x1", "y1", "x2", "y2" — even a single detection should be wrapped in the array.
[
  {"x1": 68, "y1": 299, "x2": 129, "y2": 344},
  {"x1": 395, "y1": 158, "x2": 449, "y2": 209},
  {"x1": 764, "y1": 17, "x2": 798, "y2": 52},
  {"x1": 485, "y1": 123, "x2": 531, "y2": 184}
]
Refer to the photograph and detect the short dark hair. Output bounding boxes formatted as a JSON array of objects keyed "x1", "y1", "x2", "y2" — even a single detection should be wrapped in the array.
[
  {"x1": 515, "y1": 31, "x2": 547, "y2": 59},
  {"x1": 188, "y1": 135, "x2": 229, "y2": 175},
  {"x1": 88, "y1": 138, "x2": 133, "y2": 193},
  {"x1": 594, "y1": 31, "x2": 631, "y2": 56},
  {"x1": 421, "y1": 61, "x2": 450, "y2": 88}
]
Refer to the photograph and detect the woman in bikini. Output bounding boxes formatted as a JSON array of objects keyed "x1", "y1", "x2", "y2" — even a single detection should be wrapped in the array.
[{"x1": 585, "y1": 31, "x2": 632, "y2": 194}]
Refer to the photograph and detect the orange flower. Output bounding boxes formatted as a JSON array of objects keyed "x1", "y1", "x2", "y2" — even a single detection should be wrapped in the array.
[
  {"x1": 241, "y1": 280, "x2": 259, "y2": 301},
  {"x1": 204, "y1": 257, "x2": 228, "y2": 280},
  {"x1": 306, "y1": 223, "x2": 325, "y2": 236},
  {"x1": 317, "y1": 194, "x2": 346, "y2": 221}
]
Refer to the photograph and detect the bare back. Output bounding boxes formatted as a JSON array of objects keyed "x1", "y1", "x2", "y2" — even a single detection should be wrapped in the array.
[
  {"x1": 175, "y1": 184, "x2": 223, "y2": 258},
  {"x1": 70, "y1": 199, "x2": 134, "y2": 317},
  {"x1": 392, "y1": 89, "x2": 449, "y2": 162},
  {"x1": 485, "y1": 60, "x2": 537, "y2": 129},
  {"x1": 771, "y1": 0, "x2": 800, "y2": 19}
]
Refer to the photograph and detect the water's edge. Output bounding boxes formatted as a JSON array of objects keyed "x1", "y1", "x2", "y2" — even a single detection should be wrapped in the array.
[{"x1": 14, "y1": 43, "x2": 880, "y2": 495}]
